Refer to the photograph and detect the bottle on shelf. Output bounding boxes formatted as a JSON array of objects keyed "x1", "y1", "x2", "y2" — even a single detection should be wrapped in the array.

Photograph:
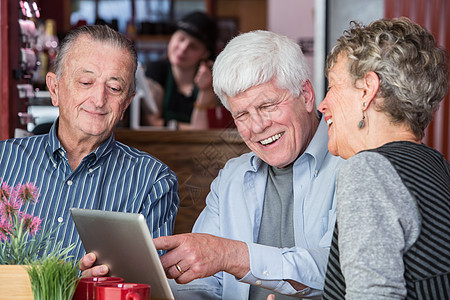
[{"x1": 33, "y1": 19, "x2": 58, "y2": 88}]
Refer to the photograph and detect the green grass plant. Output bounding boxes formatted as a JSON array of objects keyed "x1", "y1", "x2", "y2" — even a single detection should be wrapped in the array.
[{"x1": 26, "y1": 242, "x2": 80, "y2": 300}]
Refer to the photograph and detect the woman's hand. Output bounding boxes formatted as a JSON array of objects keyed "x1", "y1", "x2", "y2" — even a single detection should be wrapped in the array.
[{"x1": 194, "y1": 60, "x2": 214, "y2": 92}]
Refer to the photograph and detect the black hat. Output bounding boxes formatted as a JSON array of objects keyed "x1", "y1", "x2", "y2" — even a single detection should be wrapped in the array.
[{"x1": 176, "y1": 11, "x2": 218, "y2": 58}]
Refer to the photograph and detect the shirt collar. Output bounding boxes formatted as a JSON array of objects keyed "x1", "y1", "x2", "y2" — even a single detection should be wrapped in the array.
[
  {"x1": 47, "y1": 119, "x2": 62, "y2": 154},
  {"x1": 46, "y1": 119, "x2": 115, "y2": 165},
  {"x1": 299, "y1": 116, "x2": 330, "y2": 172},
  {"x1": 93, "y1": 134, "x2": 115, "y2": 162}
]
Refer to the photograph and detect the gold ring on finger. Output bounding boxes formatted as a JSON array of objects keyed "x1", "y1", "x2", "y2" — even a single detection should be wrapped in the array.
[{"x1": 175, "y1": 263, "x2": 184, "y2": 274}]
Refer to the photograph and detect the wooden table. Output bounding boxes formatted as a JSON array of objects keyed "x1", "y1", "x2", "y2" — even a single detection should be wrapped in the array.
[{"x1": 114, "y1": 129, "x2": 249, "y2": 234}]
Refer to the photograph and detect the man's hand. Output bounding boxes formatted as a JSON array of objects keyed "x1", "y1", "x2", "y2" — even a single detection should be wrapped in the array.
[
  {"x1": 79, "y1": 252, "x2": 109, "y2": 277},
  {"x1": 154, "y1": 233, "x2": 250, "y2": 284}
]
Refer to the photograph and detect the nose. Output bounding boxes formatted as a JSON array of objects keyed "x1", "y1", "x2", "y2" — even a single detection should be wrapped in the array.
[
  {"x1": 92, "y1": 83, "x2": 107, "y2": 107},
  {"x1": 249, "y1": 111, "x2": 271, "y2": 133},
  {"x1": 318, "y1": 98, "x2": 327, "y2": 114},
  {"x1": 178, "y1": 40, "x2": 189, "y2": 54}
]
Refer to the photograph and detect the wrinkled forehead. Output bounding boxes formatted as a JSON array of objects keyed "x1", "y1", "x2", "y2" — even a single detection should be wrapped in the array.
[
  {"x1": 228, "y1": 81, "x2": 290, "y2": 110},
  {"x1": 66, "y1": 36, "x2": 133, "y2": 69},
  {"x1": 327, "y1": 51, "x2": 350, "y2": 78},
  {"x1": 326, "y1": 47, "x2": 348, "y2": 76}
]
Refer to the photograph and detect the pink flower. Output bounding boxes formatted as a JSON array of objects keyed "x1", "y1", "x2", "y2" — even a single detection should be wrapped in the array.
[
  {"x1": 0, "y1": 180, "x2": 43, "y2": 243},
  {"x1": 0, "y1": 216, "x2": 12, "y2": 241},
  {"x1": 22, "y1": 213, "x2": 42, "y2": 236},
  {"x1": 0, "y1": 197, "x2": 21, "y2": 221},
  {"x1": 0, "y1": 181, "x2": 12, "y2": 203},
  {"x1": 16, "y1": 183, "x2": 39, "y2": 204}
]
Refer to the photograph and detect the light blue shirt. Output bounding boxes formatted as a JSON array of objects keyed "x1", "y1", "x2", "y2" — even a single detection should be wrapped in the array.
[
  {"x1": 171, "y1": 118, "x2": 342, "y2": 299},
  {"x1": 0, "y1": 121, "x2": 179, "y2": 261}
]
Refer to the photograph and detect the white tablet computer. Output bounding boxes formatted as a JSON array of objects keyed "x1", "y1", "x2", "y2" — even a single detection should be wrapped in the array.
[{"x1": 70, "y1": 208, "x2": 174, "y2": 300}]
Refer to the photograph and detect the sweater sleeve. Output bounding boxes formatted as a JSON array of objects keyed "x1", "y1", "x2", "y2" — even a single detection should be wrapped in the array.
[{"x1": 336, "y1": 152, "x2": 420, "y2": 300}]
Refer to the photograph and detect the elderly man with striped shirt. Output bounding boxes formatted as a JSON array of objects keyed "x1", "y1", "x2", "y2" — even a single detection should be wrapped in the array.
[{"x1": 0, "y1": 25, "x2": 179, "y2": 261}]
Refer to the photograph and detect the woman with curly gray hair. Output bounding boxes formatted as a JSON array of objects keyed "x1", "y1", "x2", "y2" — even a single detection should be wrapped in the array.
[{"x1": 319, "y1": 17, "x2": 449, "y2": 299}]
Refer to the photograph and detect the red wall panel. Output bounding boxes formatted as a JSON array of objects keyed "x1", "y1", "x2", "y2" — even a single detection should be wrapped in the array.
[{"x1": 385, "y1": 0, "x2": 449, "y2": 160}]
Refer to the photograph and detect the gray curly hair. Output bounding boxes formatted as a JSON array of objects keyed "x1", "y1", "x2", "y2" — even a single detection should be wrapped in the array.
[{"x1": 326, "y1": 17, "x2": 448, "y2": 139}]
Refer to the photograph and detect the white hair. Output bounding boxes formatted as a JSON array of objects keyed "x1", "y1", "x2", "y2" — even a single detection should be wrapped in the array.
[{"x1": 213, "y1": 30, "x2": 311, "y2": 110}]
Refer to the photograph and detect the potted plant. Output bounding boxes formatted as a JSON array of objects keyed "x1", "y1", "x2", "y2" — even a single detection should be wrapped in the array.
[
  {"x1": 26, "y1": 243, "x2": 79, "y2": 300},
  {"x1": 0, "y1": 181, "x2": 80, "y2": 299}
]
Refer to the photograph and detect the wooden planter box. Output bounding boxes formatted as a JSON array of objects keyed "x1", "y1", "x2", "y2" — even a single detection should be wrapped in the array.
[{"x1": 0, "y1": 265, "x2": 33, "y2": 300}]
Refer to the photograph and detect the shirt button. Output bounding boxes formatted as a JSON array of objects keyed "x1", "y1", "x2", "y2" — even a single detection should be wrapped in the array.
[
  {"x1": 263, "y1": 270, "x2": 269, "y2": 276},
  {"x1": 57, "y1": 217, "x2": 63, "y2": 223},
  {"x1": 314, "y1": 169, "x2": 319, "y2": 177},
  {"x1": 255, "y1": 280, "x2": 262, "y2": 286},
  {"x1": 89, "y1": 168, "x2": 94, "y2": 173},
  {"x1": 67, "y1": 180, "x2": 73, "y2": 186}
]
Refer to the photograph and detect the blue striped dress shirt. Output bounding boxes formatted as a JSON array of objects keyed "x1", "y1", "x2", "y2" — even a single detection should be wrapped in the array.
[{"x1": 0, "y1": 122, "x2": 179, "y2": 261}]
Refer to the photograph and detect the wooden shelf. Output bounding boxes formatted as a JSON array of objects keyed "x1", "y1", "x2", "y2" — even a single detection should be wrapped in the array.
[{"x1": 134, "y1": 35, "x2": 171, "y2": 43}]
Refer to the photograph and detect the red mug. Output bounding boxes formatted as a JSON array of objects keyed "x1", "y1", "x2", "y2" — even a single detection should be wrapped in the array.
[
  {"x1": 72, "y1": 277, "x2": 125, "y2": 300},
  {"x1": 95, "y1": 283, "x2": 150, "y2": 300}
]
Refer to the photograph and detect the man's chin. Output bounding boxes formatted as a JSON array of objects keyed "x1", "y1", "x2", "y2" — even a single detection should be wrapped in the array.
[
  {"x1": 260, "y1": 156, "x2": 294, "y2": 169},
  {"x1": 79, "y1": 124, "x2": 110, "y2": 138}
]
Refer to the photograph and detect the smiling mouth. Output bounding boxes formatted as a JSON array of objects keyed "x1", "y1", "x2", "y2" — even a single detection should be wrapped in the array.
[
  {"x1": 82, "y1": 108, "x2": 108, "y2": 116},
  {"x1": 326, "y1": 118, "x2": 333, "y2": 127},
  {"x1": 259, "y1": 132, "x2": 283, "y2": 145}
]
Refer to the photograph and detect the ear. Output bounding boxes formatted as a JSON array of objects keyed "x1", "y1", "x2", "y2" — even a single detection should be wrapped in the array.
[
  {"x1": 120, "y1": 92, "x2": 135, "y2": 120},
  {"x1": 361, "y1": 71, "x2": 379, "y2": 109},
  {"x1": 46, "y1": 72, "x2": 59, "y2": 107},
  {"x1": 301, "y1": 80, "x2": 316, "y2": 113}
]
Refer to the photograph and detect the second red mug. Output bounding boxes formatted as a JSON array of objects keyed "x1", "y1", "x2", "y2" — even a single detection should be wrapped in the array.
[{"x1": 95, "y1": 283, "x2": 151, "y2": 300}]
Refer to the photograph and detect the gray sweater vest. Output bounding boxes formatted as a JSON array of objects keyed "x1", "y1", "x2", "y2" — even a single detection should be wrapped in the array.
[{"x1": 323, "y1": 141, "x2": 450, "y2": 299}]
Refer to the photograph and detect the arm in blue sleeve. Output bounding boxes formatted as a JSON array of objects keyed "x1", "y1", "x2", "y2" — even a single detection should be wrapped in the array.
[{"x1": 148, "y1": 167, "x2": 179, "y2": 238}]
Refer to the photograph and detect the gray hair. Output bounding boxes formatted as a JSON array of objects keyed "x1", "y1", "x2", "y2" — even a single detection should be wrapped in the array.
[
  {"x1": 213, "y1": 30, "x2": 312, "y2": 111},
  {"x1": 326, "y1": 17, "x2": 448, "y2": 139},
  {"x1": 52, "y1": 25, "x2": 138, "y2": 97}
]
